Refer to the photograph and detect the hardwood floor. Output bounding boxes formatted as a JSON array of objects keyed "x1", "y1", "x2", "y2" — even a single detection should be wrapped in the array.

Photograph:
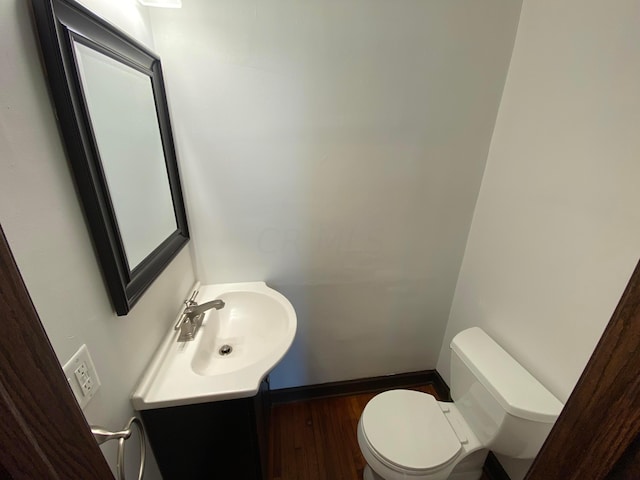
[{"x1": 268, "y1": 384, "x2": 492, "y2": 480}]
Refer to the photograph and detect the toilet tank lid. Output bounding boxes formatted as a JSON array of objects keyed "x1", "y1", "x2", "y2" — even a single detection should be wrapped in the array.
[{"x1": 451, "y1": 327, "x2": 563, "y2": 423}]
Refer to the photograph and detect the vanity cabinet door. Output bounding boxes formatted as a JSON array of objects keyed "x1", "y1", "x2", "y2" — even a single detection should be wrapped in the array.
[{"x1": 141, "y1": 382, "x2": 269, "y2": 480}]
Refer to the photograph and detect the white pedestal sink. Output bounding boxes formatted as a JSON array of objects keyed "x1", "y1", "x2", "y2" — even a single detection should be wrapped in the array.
[{"x1": 131, "y1": 282, "x2": 296, "y2": 410}]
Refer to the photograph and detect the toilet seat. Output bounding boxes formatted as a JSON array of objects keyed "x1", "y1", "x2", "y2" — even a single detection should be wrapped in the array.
[{"x1": 360, "y1": 390, "x2": 461, "y2": 474}]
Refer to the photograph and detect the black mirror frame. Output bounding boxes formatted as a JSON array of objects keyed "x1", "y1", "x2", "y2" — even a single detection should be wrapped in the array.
[{"x1": 30, "y1": 0, "x2": 189, "y2": 315}]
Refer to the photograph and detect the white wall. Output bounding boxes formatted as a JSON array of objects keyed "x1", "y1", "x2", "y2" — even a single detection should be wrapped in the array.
[
  {"x1": 149, "y1": 0, "x2": 522, "y2": 389},
  {"x1": 0, "y1": 2, "x2": 195, "y2": 479},
  {"x1": 437, "y1": 0, "x2": 640, "y2": 478}
]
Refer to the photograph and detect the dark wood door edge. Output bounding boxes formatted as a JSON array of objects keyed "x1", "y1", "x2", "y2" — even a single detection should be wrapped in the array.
[
  {"x1": 269, "y1": 369, "x2": 451, "y2": 405},
  {"x1": 525, "y1": 259, "x2": 640, "y2": 480},
  {"x1": 0, "y1": 225, "x2": 113, "y2": 478}
]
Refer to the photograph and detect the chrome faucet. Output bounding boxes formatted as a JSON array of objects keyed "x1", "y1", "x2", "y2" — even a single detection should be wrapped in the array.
[
  {"x1": 174, "y1": 291, "x2": 225, "y2": 342},
  {"x1": 184, "y1": 299, "x2": 225, "y2": 319}
]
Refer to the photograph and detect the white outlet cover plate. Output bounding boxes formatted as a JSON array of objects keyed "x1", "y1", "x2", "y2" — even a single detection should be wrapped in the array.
[{"x1": 62, "y1": 344, "x2": 101, "y2": 409}]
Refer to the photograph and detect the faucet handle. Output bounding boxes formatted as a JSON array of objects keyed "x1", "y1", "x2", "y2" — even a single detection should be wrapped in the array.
[
  {"x1": 175, "y1": 290, "x2": 199, "y2": 332},
  {"x1": 184, "y1": 290, "x2": 199, "y2": 307}
]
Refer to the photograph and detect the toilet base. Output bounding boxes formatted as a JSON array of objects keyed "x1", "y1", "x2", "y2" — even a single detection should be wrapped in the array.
[
  {"x1": 449, "y1": 472, "x2": 482, "y2": 480},
  {"x1": 363, "y1": 463, "x2": 483, "y2": 480},
  {"x1": 447, "y1": 448, "x2": 486, "y2": 480},
  {"x1": 363, "y1": 465, "x2": 377, "y2": 480},
  {"x1": 361, "y1": 447, "x2": 486, "y2": 480}
]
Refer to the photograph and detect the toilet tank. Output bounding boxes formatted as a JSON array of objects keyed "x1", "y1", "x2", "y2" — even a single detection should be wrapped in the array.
[{"x1": 449, "y1": 327, "x2": 563, "y2": 459}]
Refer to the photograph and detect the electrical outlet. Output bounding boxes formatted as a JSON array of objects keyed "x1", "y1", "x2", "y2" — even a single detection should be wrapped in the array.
[
  {"x1": 81, "y1": 376, "x2": 94, "y2": 397},
  {"x1": 74, "y1": 362, "x2": 89, "y2": 387},
  {"x1": 63, "y1": 345, "x2": 101, "y2": 409}
]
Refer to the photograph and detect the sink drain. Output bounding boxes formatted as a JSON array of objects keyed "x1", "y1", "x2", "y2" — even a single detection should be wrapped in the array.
[{"x1": 218, "y1": 344, "x2": 233, "y2": 356}]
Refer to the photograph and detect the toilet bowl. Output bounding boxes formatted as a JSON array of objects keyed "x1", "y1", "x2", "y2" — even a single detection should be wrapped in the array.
[
  {"x1": 357, "y1": 328, "x2": 563, "y2": 480},
  {"x1": 357, "y1": 390, "x2": 483, "y2": 480}
]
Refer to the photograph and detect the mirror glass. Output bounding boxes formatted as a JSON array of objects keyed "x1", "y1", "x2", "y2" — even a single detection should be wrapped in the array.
[{"x1": 73, "y1": 42, "x2": 177, "y2": 270}]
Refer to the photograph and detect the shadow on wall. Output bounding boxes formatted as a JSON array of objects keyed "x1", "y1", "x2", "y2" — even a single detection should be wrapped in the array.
[{"x1": 268, "y1": 279, "x2": 449, "y2": 390}]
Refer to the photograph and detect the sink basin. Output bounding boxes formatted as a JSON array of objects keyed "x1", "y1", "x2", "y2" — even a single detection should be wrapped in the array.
[
  {"x1": 131, "y1": 282, "x2": 296, "y2": 410},
  {"x1": 191, "y1": 290, "x2": 292, "y2": 376}
]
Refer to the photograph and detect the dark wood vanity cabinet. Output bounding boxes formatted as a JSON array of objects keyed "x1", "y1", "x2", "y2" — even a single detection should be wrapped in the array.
[{"x1": 140, "y1": 377, "x2": 270, "y2": 480}]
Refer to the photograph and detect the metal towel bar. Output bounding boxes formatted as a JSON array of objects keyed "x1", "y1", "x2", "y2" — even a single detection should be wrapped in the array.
[{"x1": 91, "y1": 417, "x2": 146, "y2": 480}]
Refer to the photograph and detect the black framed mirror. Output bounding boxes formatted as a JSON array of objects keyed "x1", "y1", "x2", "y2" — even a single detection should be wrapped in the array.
[{"x1": 30, "y1": 0, "x2": 189, "y2": 315}]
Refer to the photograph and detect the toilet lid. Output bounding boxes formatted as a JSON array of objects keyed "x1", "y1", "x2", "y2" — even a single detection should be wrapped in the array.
[{"x1": 361, "y1": 390, "x2": 461, "y2": 472}]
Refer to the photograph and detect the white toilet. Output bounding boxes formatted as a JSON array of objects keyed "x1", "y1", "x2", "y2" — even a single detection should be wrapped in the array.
[{"x1": 357, "y1": 327, "x2": 563, "y2": 480}]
